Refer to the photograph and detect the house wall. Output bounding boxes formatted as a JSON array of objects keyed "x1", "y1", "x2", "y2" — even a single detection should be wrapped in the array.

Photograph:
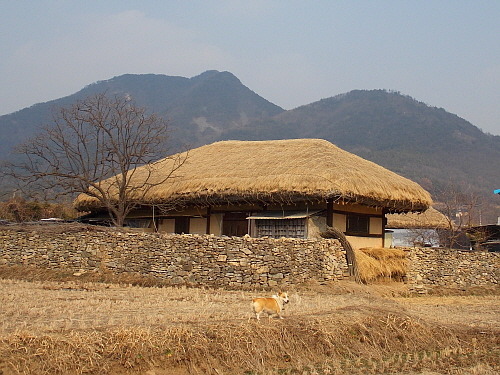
[
  {"x1": 385, "y1": 231, "x2": 394, "y2": 248},
  {"x1": 130, "y1": 202, "x2": 385, "y2": 247},
  {"x1": 155, "y1": 214, "x2": 228, "y2": 236},
  {"x1": 308, "y1": 215, "x2": 383, "y2": 248},
  {"x1": 308, "y1": 216, "x2": 327, "y2": 238},
  {"x1": 346, "y1": 236, "x2": 383, "y2": 249},
  {"x1": 331, "y1": 205, "x2": 384, "y2": 249},
  {"x1": 331, "y1": 213, "x2": 384, "y2": 248},
  {"x1": 332, "y1": 213, "x2": 347, "y2": 232},
  {"x1": 189, "y1": 218, "x2": 206, "y2": 235},
  {"x1": 159, "y1": 219, "x2": 175, "y2": 233},
  {"x1": 369, "y1": 217, "x2": 383, "y2": 235},
  {"x1": 210, "y1": 214, "x2": 223, "y2": 236}
]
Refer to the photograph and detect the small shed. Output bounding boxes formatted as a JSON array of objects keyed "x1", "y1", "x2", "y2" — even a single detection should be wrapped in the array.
[{"x1": 466, "y1": 224, "x2": 500, "y2": 252}]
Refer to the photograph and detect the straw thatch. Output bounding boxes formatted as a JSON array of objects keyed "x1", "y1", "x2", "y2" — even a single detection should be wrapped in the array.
[
  {"x1": 355, "y1": 247, "x2": 408, "y2": 283},
  {"x1": 74, "y1": 139, "x2": 432, "y2": 212},
  {"x1": 386, "y1": 207, "x2": 449, "y2": 229}
]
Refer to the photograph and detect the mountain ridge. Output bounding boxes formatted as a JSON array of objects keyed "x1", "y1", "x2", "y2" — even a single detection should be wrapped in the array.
[
  {"x1": 1, "y1": 71, "x2": 498, "y2": 222},
  {"x1": 0, "y1": 71, "x2": 284, "y2": 156}
]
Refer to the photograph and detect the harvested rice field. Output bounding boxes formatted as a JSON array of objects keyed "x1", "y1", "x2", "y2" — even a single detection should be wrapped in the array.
[{"x1": 0, "y1": 271, "x2": 499, "y2": 375}]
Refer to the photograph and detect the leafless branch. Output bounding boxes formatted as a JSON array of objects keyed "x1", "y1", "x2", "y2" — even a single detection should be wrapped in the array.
[{"x1": 5, "y1": 93, "x2": 185, "y2": 226}]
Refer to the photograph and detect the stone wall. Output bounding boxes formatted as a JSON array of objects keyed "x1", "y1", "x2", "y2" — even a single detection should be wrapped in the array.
[
  {"x1": 1, "y1": 227, "x2": 498, "y2": 291},
  {"x1": 406, "y1": 247, "x2": 499, "y2": 293},
  {"x1": 0, "y1": 228, "x2": 347, "y2": 289}
]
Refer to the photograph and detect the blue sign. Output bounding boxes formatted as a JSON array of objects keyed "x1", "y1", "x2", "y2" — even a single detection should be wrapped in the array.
[{"x1": 495, "y1": 189, "x2": 500, "y2": 194}]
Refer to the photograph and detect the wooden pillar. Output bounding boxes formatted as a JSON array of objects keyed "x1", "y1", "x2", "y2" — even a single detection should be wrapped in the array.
[
  {"x1": 326, "y1": 199, "x2": 333, "y2": 228},
  {"x1": 205, "y1": 206, "x2": 211, "y2": 234},
  {"x1": 382, "y1": 209, "x2": 387, "y2": 248}
]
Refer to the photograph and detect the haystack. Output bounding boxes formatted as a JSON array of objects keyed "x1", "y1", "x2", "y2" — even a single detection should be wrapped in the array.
[
  {"x1": 74, "y1": 139, "x2": 432, "y2": 212},
  {"x1": 355, "y1": 247, "x2": 408, "y2": 283}
]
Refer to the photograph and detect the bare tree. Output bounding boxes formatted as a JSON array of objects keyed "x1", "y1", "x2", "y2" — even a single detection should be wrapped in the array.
[
  {"x1": 405, "y1": 228, "x2": 440, "y2": 247},
  {"x1": 4, "y1": 93, "x2": 186, "y2": 226},
  {"x1": 435, "y1": 184, "x2": 483, "y2": 249}
]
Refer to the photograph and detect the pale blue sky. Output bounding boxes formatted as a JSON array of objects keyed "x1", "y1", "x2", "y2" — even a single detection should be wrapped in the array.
[{"x1": 1, "y1": 1, "x2": 499, "y2": 135}]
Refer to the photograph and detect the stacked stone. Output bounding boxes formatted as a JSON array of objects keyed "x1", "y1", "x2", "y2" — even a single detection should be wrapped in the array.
[
  {"x1": 406, "y1": 247, "x2": 499, "y2": 293},
  {"x1": 0, "y1": 229, "x2": 347, "y2": 289},
  {"x1": 2, "y1": 229, "x2": 499, "y2": 291}
]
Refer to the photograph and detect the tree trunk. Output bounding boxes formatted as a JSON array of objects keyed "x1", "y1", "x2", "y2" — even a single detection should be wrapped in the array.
[{"x1": 320, "y1": 226, "x2": 362, "y2": 283}]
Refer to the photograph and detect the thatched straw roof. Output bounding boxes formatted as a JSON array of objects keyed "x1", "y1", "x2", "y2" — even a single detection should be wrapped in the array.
[
  {"x1": 386, "y1": 207, "x2": 449, "y2": 229},
  {"x1": 74, "y1": 139, "x2": 432, "y2": 212}
]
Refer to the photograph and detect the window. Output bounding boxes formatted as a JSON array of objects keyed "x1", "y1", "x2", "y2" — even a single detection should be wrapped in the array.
[
  {"x1": 346, "y1": 215, "x2": 369, "y2": 235},
  {"x1": 255, "y1": 218, "x2": 306, "y2": 238}
]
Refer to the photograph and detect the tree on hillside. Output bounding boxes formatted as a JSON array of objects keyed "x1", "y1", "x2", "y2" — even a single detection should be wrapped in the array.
[{"x1": 2, "y1": 93, "x2": 186, "y2": 226}]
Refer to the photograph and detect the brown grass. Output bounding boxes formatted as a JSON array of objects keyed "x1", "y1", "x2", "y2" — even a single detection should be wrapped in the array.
[
  {"x1": 355, "y1": 247, "x2": 408, "y2": 283},
  {"x1": 0, "y1": 270, "x2": 498, "y2": 375}
]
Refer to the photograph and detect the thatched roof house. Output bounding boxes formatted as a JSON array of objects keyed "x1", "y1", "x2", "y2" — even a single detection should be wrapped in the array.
[
  {"x1": 386, "y1": 207, "x2": 449, "y2": 229},
  {"x1": 76, "y1": 139, "x2": 432, "y2": 248},
  {"x1": 384, "y1": 207, "x2": 449, "y2": 248}
]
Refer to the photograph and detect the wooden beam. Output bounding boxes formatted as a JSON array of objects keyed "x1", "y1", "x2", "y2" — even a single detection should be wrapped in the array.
[
  {"x1": 205, "y1": 206, "x2": 211, "y2": 234},
  {"x1": 382, "y1": 208, "x2": 387, "y2": 248},
  {"x1": 326, "y1": 199, "x2": 333, "y2": 227}
]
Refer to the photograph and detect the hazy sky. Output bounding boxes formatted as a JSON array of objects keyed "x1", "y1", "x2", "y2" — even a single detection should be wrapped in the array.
[{"x1": 1, "y1": 1, "x2": 499, "y2": 135}]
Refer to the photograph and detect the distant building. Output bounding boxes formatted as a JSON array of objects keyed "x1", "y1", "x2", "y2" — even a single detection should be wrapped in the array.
[
  {"x1": 385, "y1": 207, "x2": 449, "y2": 247},
  {"x1": 495, "y1": 189, "x2": 500, "y2": 226},
  {"x1": 466, "y1": 224, "x2": 500, "y2": 252}
]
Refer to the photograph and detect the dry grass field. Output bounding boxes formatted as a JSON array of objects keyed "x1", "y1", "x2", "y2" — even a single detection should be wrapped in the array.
[{"x1": 0, "y1": 267, "x2": 498, "y2": 375}]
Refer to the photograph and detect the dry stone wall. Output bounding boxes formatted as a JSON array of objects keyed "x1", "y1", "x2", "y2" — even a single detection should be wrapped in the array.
[
  {"x1": 1, "y1": 227, "x2": 498, "y2": 292},
  {"x1": 406, "y1": 247, "x2": 499, "y2": 293},
  {"x1": 0, "y1": 228, "x2": 347, "y2": 289}
]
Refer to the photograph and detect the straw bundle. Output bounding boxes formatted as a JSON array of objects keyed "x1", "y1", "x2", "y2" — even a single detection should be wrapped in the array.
[
  {"x1": 355, "y1": 247, "x2": 408, "y2": 283},
  {"x1": 74, "y1": 139, "x2": 432, "y2": 212},
  {"x1": 387, "y1": 207, "x2": 449, "y2": 229}
]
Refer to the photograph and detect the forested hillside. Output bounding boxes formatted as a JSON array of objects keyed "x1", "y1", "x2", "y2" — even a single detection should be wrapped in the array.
[
  {"x1": 1, "y1": 74, "x2": 498, "y2": 222},
  {"x1": 222, "y1": 90, "x2": 500, "y2": 223}
]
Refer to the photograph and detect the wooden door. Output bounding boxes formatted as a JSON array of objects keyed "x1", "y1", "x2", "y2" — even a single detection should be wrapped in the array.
[{"x1": 222, "y1": 213, "x2": 248, "y2": 237}]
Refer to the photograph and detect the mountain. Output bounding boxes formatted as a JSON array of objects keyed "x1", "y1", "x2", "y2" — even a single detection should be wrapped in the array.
[
  {"x1": 222, "y1": 89, "x2": 500, "y2": 223},
  {"x1": 0, "y1": 70, "x2": 284, "y2": 159},
  {"x1": 1, "y1": 74, "x2": 498, "y2": 223}
]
